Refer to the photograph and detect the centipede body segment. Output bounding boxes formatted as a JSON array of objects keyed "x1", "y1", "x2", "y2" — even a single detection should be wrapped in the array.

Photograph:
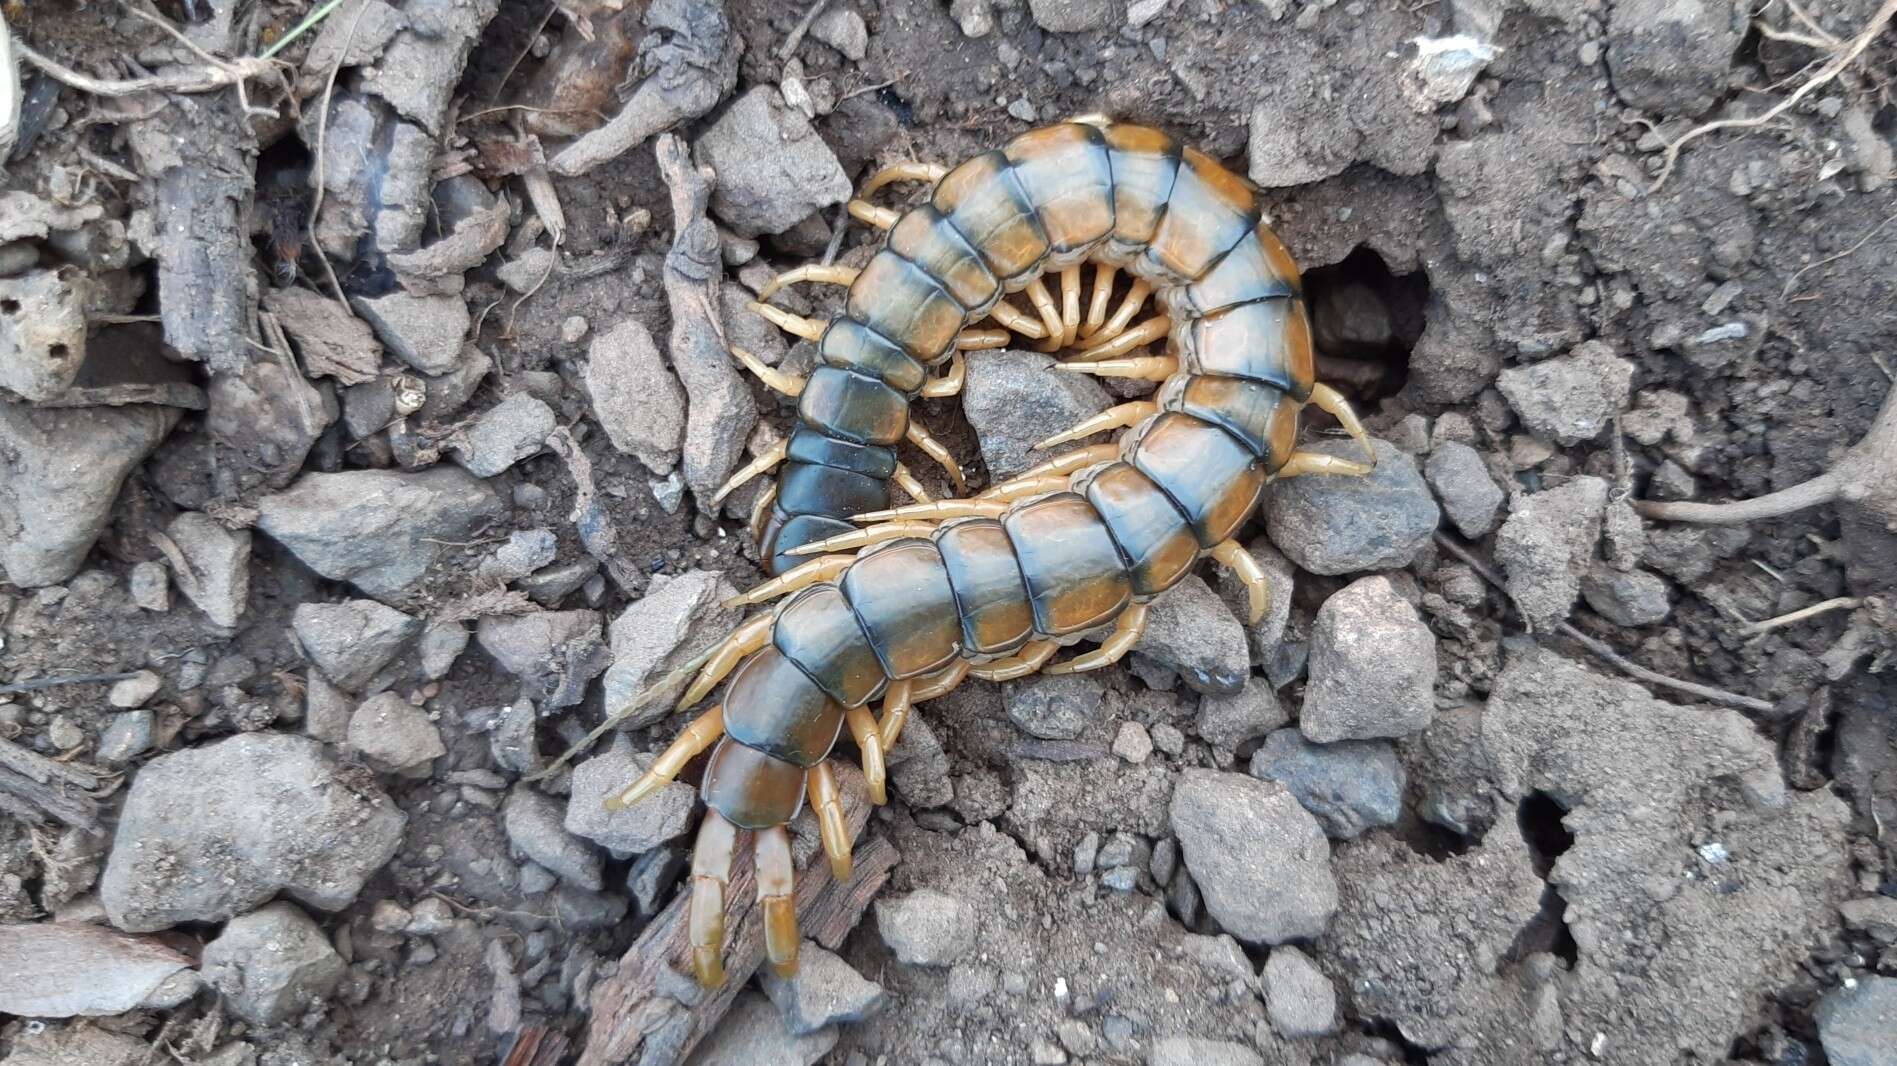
[{"x1": 613, "y1": 119, "x2": 1377, "y2": 988}]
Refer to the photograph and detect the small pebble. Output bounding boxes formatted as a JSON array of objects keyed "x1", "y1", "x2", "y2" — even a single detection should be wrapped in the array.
[
  {"x1": 1112, "y1": 721, "x2": 1154, "y2": 763},
  {"x1": 108, "y1": 670, "x2": 162, "y2": 709},
  {"x1": 561, "y1": 315, "x2": 589, "y2": 343}
]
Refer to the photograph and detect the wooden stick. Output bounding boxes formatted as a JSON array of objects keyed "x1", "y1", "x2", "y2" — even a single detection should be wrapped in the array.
[{"x1": 0, "y1": 736, "x2": 105, "y2": 831}]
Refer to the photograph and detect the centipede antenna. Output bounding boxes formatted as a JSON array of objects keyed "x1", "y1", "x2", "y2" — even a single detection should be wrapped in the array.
[
  {"x1": 756, "y1": 263, "x2": 860, "y2": 301},
  {"x1": 1054, "y1": 354, "x2": 1179, "y2": 381},
  {"x1": 1034, "y1": 401, "x2": 1160, "y2": 450},
  {"x1": 724, "y1": 553, "x2": 854, "y2": 608},
  {"x1": 749, "y1": 301, "x2": 827, "y2": 341},
  {"x1": 786, "y1": 520, "x2": 940, "y2": 557},
  {"x1": 1073, "y1": 314, "x2": 1171, "y2": 362}
]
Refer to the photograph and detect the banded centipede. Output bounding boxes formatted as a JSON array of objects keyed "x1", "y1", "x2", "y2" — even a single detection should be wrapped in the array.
[{"x1": 612, "y1": 118, "x2": 1376, "y2": 987}]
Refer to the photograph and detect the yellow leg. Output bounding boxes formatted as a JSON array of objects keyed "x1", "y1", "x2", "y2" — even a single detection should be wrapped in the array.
[
  {"x1": 724, "y1": 553, "x2": 854, "y2": 608},
  {"x1": 977, "y1": 474, "x2": 1069, "y2": 503},
  {"x1": 1034, "y1": 401, "x2": 1159, "y2": 450},
  {"x1": 1097, "y1": 279, "x2": 1153, "y2": 342},
  {"x1": 1277, "y1": 450, "x2": 1375, "y2": 478},
  {"x1": 920, "y1": 351, "x2": 965, "y2": 398},
  {"x1": 906, "y1": 421, "x2": 967, "y2": 495},
  {"x1": 677, "y1": 613, "x2": 775, "y2": 709},
  {"x1": 855, "y1": 499, "x2": 1008, "y2": 522},
  {"x1": 1059, "y1": 264, "x2": 1082, "y2": 349},
  {"x1": 845, "y1": 702, "x2": 887, "y2": 804},
  {"x1": 986, "y1": 298, "x2": 1048, "y2": 340},
  {"x1": 755, "y1": 826, "x2": 799, "y2": 978},
  {"x1": 957, "y1": 327, "x2": 1012, "y2": 350},
  {"x1": 1210, "y1": 540, "x2": 1269, "y2": 625},
  {"x1": 710, "y1": 439, "x2": 788, "y2": 508},
  {"x1": 1055, "y1": 355, "x2": 1178, "y2": 381},
  {"x1": 750, "y1": 302, "x2": 826, "y2": 342},
  {"x1": 1025, "y1": 277, "x2": 1064, "y2": 347},
  {"x1": 985, "y1": 443, "x2": 1119, "y2": 496},
  {"x1": 607, "y1": 705, "x2": 725, "y2": 809},
  {"x1": 1074, "y1": 315, "x2": 1171, "y2": 362},
  {"x1": 893, "y1": 463, "x2": 934, "y2": 505},
  {"x1": 689, "y1": 809, "x2": 738, "y2": 987},
  {"x1": 756, "y1": 264, "x2": 859, "y2": 302},
  {"x1": 787, "y1": 520, "x2": 939, "y2": 557},
  {"x1": 1307, "y1": 382, "x2": 1378, "y2": 468},
  {"x1": 969, "y1": 640, "x2": 1058, "y2": 682},
  {"x1": 807, "y1": 761, "x2": 852, "y2": 881},
  {"x1": 1044, "y1": 603, "x2": 1149, "y2": 674},
  {"x1": 1083, "y1": 263, "x2": 1117, "y2": 338},
  {"x1": 730, "y1": 346, "x2": 805, "y2": 397},
  {"x1": 876, "y1": 679, "x2": 913, "y2": 754},
  {"x1": 848, "y1": 201, "x2": 899, "y2": 230},
  {"x1": 860, "y1": 161, "x2": 947, "y2": 196},
  {"x1": 749, "y1": 484, "x2": 776, "y2": 542},
  {"x1": 899, "y1": 661, "x2": 970, "y2": 740}
]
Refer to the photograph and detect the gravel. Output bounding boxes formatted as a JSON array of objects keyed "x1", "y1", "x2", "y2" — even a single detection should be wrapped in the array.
[
  {"x1": 876, "y1": 889, "x2": 977, "y2": 966},
  {"x1": 563, "y1": 737, "x2": 696, "y2": 856},
  {"x1": 450, "y1": 393, "x2": 556, "y2": 477},
  {"x1": 201, "y1": 901, "x2": 346, "y2": 1025},
  {"x1": 161, "y1": 512, "x2": 250, "y2": 628},
  {"x1": 1579, "y1": 563, "x2": 1673, "y2": 626},
  {"x1": 1149, "y1": 1037, "x2": 1266, "y2": 1066},
  {"x1": 502, "y1": 785, "x2": 603, "y2": 890},
  {"x1": 1817, "y1": 975, "x2": 1897, "y2": 1066},
  {"x1": 1132, "y1": 575, "x2": 1251, "y2": 694},
  {"x1": 1494, "y1": 475, "x2": 1609, "y2": 630},
  {"x1": 586, "y1": 318, "x2": 686, "y2": 475},
  {"x1": 0, "y1": 266, "x2": 90, "y2": 401},
  {"x1": 96, "y1": 710, "x2": 155, "y2": 764},
  {"x1": 1198, "y1": 677, "x2": 1290, "y2": 753},
  {"x1": 1606, "y1": 0, "x2": 1740, "y2": 115},
  {"x1": 1250, "y1": 729, "x2": 1405, "y2": 840},
  {"x1": 961, "y1": 349, "x2": 1113, "y2": 480},
  {"x1": 347, "y1": 691, "x2": 446, "y2": 774},
  {"x1": 1027, "y1": 0, "x2": 1115, "y2": 31},
  {"x1": 475, "y1": 608, "x2": 608, "y2": 711},
  {"x1": 1496, "y1": 341, "x2": 1635, "y2": 446},
  {"x1": 108, "y1": 671, "x2": 161, "y2": 709},
  {"x1": 1005, "y1": 673, "x2": 1110, "y2": 741},
  {"x1": 1262, "y1": 946, "x2": 1338, "y2": 1038},
  {"x1": 257, "y1": 467, "x2": 504, "y2": 602},
  {"x1": 418, "y1": 620, "x2": 470, "y2": 679},
  {"x1": 1424, "y1": 441, "x2": 1504, "y2": 538},
  {"x1": 1262, "y1": 439, "x2": 1440, "y2": 575},
  {"x1": 0, "y1": 922, "x2": 194, "y2": 1017},
  {"x1": 601, "y1": 569, "x2": 743, "y2": 728},
  {"x1": 349, "y1": 290, "x2": 469, "y2": 375},
  {"x1": 101, "y1": 733, "x2": 406, "y2": 930},
  {"x1": 1302, "y1": 576, "x2": 1437, "y2": 742},
  {"x1": 1169, "y1": 769, "x2": 1337, "y2": 944},
  {"x1": 760, "y1": 943, "x2": 888, "y2": 1033},
  {"x1": 689, "y1": 990, "x2": 838, "y2": 1066},
  {"x1": 694, "y1": 86, "x2": 851, "y2": 237},
  {"x1": 292, "y1": 599, "x2": 421, "y2": 690}
]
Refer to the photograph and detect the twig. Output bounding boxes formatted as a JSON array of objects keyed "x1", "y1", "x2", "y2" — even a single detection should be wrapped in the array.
[
  {"x1": 17, "y1": 40, "x2": 278, "y2": 100},
  {"x1": 259, "y1": 0, "x2": 347, "y2": 60},
  {"x1": 1650, "y1": 0, "x2": 1897, "y2": 192},
  {"x1": 306, "y1": 0, "x2": 373, "y2": 304},
  {"x1": 1782, "y1": 211, "x2": 1897, "y2": 298},
  {"x1": 120, "y1": 1, "x2": 283, "y2": 118},
  {"x1": 1743, "y1": 596, "x2": 1864, "y2": 635},
  {"x1": 1432, "y1": 532, "x2": 1776, "y2": 714},
  {"x1": 777, "y1": 0, "x2": 832, "y2": 60}
]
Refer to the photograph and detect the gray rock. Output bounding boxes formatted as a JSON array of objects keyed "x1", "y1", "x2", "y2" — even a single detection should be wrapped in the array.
[
  {"x1": 418, "y1": 620, "x2": 469, "y2": 680},
  {"x1": 1495, "y1": 475, "x2": 1609, "y2": 629},
  {"x1": 1607, "y1": 0, "x2": 1741, "y2": 116},
  {"x1": 108, "y1": 671, "x2": 162, "y2": 709},
  {"x1": 885, "y1": 712, "x2": 952, "y2": 809},
  {"x1": 102, "y1": 733, "x2": 406, "y2": 930},
  {"x1": 1113, "y1": 721, "x2": 1154, "y2": 764},
  {"x1": 488, "y1": 697, "x2": 542, "y2": 776},
  {"x1": 1579, "y1": 564, "x2": 1672, "y2": 627},
  {"x1": 257, "y1": 467, "x2": 504, "y2": 602},
  {"x1": 452, "y1": 393, "x2": 555, "y2": 477},
  {"x1": 130, "y1": 560, "x2": 170, "y2": 611},
  {"x1": 97, "y1": 710, "x2": 154, "y2": 764},
  {"x1": 518, "y1": 559, "x2": 600, "y2": 607},
  {"x1": 1302, "y1": 576, "x2": 1436, "y2": 742},
  {"x1": 205, "y1": 358, "x2": 336, "y2": 492},
  {"x1": 962, "y1": 350, "x2": 1113, "y2": 480},
  {"x1": 476, "y1": 609, "x2": 608, "y2": 711},
  {"x1": 1133, "y1": 575, "x2": 1250, "y2": 694},
  {"x1": 1250, "y1": 729, "x2": 1403, "y2": 840},
  {"x1": 1149, "y1": 1037, "x2": 1266, "y2": 1066},
  {"x1": 349, "y1": 290, "x2": 469, "y2": 374},
  {"x1": 1028, "y1": 0, "x2": 1114, "y2": 31},
  {"x1": 1263, "y1": 440, "x2": 1439, "y2": 575},
  {"x1": 565, "y1": 737, "x2": 695, "y2": 856},
  {"x1": 1005, "y1": 673, "x2": 1109, "y2": 740},
  {"x1": 627, "y1": 844, "x2": 686, "y2": 918},
  {"x1": 810, "y1": 6, "x2": 868, "y2": 60},
  {"x1": 160, "y1": 513, "x2": 250, "y2": 628},
  {"x1": 348, "y1": 692, "x2": 445, "y2": 773},
  {"x1": 1262, "y1": 945, "x2": 1337, "y2": 1038},
  {"x1": 0, "y1": 266, "x2": 90, "y2": 401},
  {"x1": 0, "y1": 1025, "x2": 151, "y2": 1066},
  {"x1": 201, "y1": 902, "x2": 345, "y2": 1025},
  {"x1": 304, "y1": 671, "x2": 354, "y2": 746},
  {"x1": 478, "y1": 528, "x2": 557, "y2": 584},
  {"x1": 1497, "y1": 342, "x2": 1635, "y2": 446},
  {"x1": 292, "y1": 599, "x2": 420, "y2": 690},
  {"x1": 761, "y1": 942, "x2": 887, "y2": 1033},
  {"x1": 1169, "y1": 769, "x2": 1336, "y2": 943},
  {"x1": 586, "y1": 319, "x2": 686, "y2": 474},
  {"x1": 0, "y1": 921, "x2": 193, "y2": 1017},
  {"x1": 503, "y1": 786, "x2": 603, "y2": 890},
  {"x1": 555, "y1": 884, "x2": 630, "y2": 931},
  {"x1": 0, "y1": 401, "x2": 177, "y2": 587},
  {"x1": 1818, "y1": 976, "x2": 1897, "y2": 1066},
  {"x1": 951, "y1": 0, "x2": 994, "y2": 36},
  {"x1": 1840, "y1": 897, "x2": 1897, "y2": 943},
  {"x1": 689, "y1": 990, "x2": 838, "y2": 1066},
  {"x1": 602, "y1": 570, "x2": 743, "y2": 728},
  {"x1": 1199, "y1": 678, "x2": 1290, "y2": 752},
  {"x1": 876, "y1": 889, "x2": 976, "y2": 966},
  {"x1": 1424, "y1": 441, "x2": 1504, "y2": 539},
  {"x1": 694, "y1": 86, "x2": 851, "y2": 237}
]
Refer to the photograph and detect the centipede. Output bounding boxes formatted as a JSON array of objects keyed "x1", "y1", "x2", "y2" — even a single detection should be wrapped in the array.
[{"x1": 609, "y1": 117, "x2": 1377, "y2": 988}]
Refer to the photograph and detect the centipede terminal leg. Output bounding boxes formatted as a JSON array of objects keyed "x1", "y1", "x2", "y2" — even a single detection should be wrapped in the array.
[
  {"x1": 1307, "y1": 382, "x2": 1378, "y2": 468},
  {"x1": 755, "y1": 826, "x2": 800, "y2": 977},
  {"x1": 1034, "y1": 401, "x2": 1160, "y2": 450},
  {"x1": 688, "y1": 810, "x2": 739, "y2": 987},
  {"x1": 859, "y1": 160, "x2": 949, "y2": 195},
  {"x1": 892, "y1": 463, "x2": 934, "y2": 504},
  {"x1": 977, "y1": 475, "x2": 1070, "y2": 503},
  {"x1": 847, "y1": 200, "x2": 899, "y2": 230},
  {"x1": 806, "y1": 761, "x2": 853, "y2": 880},
  {"x1": 986, "y1": 443, "x2": 1119, "y2": 496},
  {"x1": 968, "y1": 639, "x2": 1059, "y2": 682},
  {"x1": 748, "y1": 302, "x2": 827, "y2": 342},
  {"x1": 844, "y1": 703, "x2": 887, "y2": 803},
  {"x1": 756, "y1": 263, "x2": 860, "y2": 301}
]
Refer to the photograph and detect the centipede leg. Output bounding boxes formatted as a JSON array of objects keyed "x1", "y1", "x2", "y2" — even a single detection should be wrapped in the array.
[
  {"x1": 1034, "y1": 402, "x2": 1159, "y2": 449},
  {"x1": 710, "y1": 440, "x2": 788, "y2": 508},
  {"x1": 920, "y1": 351, "x2": 966, "y2": 398},
  {"x1": 807, "y1": 761, "x2": 853, "y2": 881},
  {"x1": 1025, "y1": 277, "x2": 1065, "y2": 350},
  {"x1": 1073, "y1": 315, "x2": 1172, "y2": 362},
  {"x1": 847, "y1": 201, "x2": 900, "y2": 230},
  {"x1": 891, "y1": 662, "x2": 969, "y2": 746},
  {"x1": 860, "y1": 161, "x2": 948, "y2": 195},
  {"x1": 729, "y1": 346, "x2": 807, "y2": 397},
  {"x1": 755, "y1": 825, "x2": 799, "y2": 977},
  {"x1": 986, "y1": 298, "x2": 1048, "y2": 340},
  {"x1": 977, "y1": 475, "x2": 1070, "y2": 503},
  {"x1": 980, "y1": 444, "x2": 1119, "y2": 498},
  {"x1": 606, "y1": 704, "x2": 726, "y2": 809},
  {"x1": 1058, "y1": 264, "x2": 1082, "y2": 349},
  {"x1": 756, "y1": 264, "x2": 860, "y2": 301},
  {"x1": 968, "y1": 639, "x2": 1058, "y2": 682},
  {"x1": 749, "y1": 484, "x2": 777, "y2": 542},
  {"x1": 956, "y1": 327, "x2": 1012, "y2": 350},
  {"x1": 749, "y1": 302, "x2": 827, "y2": 342},
  {"x1": 1056, "y1": 354, "x2": 1179, "y2": 381},
  {"x1": 1276, "y1": 450, "x2": 1375, "y2": 478},
  {"x1": 1094, "y1": 278, "x2": 1154, "y2": 343},
  {"x1": 1044, "y1": 603, "x2": 1150, "y2": 675},
  {"x1": 893, "y1": 463, "x2": 934, "y2": 505},
  {"x1": 787, "y1": 520, "x2": 940, "y2": 558},
  {"x1": 724, "y1": 553, "x2": 854, "y2": 608},
  {"x1": 1307, "y1": 382, "x2": 1378, "y2": 469},
  {"x1": 845, "y1": 703, "x2": 887, "y2": 804},
  {"x1": 855, "y1": 499, "x2": 1008, "y2": 522},
  {"x1": 677, "y1": 614, "x2": 775, "y2": 709},
  {"x1": 906, "y1": 421, "x2": 967, "y2": 494},
  {"x1": 689, "y1": 810, "x2": 739, "y2": 987},
  {"x1": 1210, "y1": 539, "x2": 1270, "y2": 625},
  {"x1": 1083, "y1": 263, "x2": 1117, "y2": 338}
]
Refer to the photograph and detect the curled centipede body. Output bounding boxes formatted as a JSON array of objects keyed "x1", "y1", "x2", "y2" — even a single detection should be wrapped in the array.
[{"x1": 614, "y1": 119, "x2": 1377, "y2": 988}]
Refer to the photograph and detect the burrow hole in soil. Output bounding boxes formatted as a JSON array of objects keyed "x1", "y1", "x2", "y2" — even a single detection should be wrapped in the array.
[
  {"x1": 1301, "y1": 245, "x2": 1429, "y2": 410},
  {"x1": 1510, "y1": 791, "x2": 1582, "y2": 966}
]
